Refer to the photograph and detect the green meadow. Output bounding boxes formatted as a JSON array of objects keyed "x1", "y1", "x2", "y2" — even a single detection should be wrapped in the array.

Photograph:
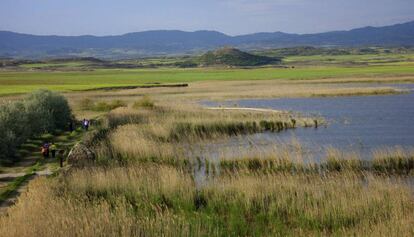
[
  {"x1": 1, "y1": 62, "x2": 414, "y2": 95},
  {"x1": 284, "y1": 53, "x2": 414, "y2": 64}
]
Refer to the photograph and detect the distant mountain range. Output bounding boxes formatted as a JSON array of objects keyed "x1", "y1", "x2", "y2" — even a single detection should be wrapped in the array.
[{"x1": 1, "y1": 21, "x2": 414, "y2": 59}]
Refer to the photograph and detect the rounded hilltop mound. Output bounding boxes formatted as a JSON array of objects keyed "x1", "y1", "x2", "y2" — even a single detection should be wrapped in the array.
[{"x1": 199, "y1": 47, "x2": 281, "y2": 67}]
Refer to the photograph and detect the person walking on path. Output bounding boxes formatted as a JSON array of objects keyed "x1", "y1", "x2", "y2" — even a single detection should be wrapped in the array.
[
  {"x1": 42, "y1": 142, "x2": 50, "y2": 158},
  {"x1": 58, "y1": 150, "x2": 65, "y2": 168},
  {"x1": 41, "y1": 146, "x2": 48, "y2": 159},
  {"x1": 83, "y1": 119, "x2": 90, "y2": 131},
  {"x1": 50, "y1": 142, "x2": 57, "y2": 158}
]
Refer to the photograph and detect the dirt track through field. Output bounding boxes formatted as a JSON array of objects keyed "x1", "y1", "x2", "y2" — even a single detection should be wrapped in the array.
[
  {"x1": 0, "y1": 129, "x2": 86, "y2": 215},
  {"x1": 0, "y1": 169, "x2": 53, "y2": 215}
]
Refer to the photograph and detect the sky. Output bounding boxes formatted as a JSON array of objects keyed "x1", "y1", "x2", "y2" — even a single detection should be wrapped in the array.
[{"x1": 0, "y1": 0, "x2": 413, "y2": 36}]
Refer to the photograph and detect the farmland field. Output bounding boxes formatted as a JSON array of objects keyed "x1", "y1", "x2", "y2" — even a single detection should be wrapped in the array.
[{"x1": 1, "y1": 55, "x2": 414, "y2": 95}]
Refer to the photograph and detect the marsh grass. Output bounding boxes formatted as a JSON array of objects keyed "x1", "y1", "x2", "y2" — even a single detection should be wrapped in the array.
[
  {"x1": 92, "y1": 104, "x2": 307, "y2": 166},
  {"x1": 133, "y1": 95, "x2": 155, "y2": 109},
  {"x1": 217, "y1": 146, "x2": 414, "y2": 176},
  {"x1": 78, "y1": 98, "x2": 94, "y2": 110},
  {"x1": 103, "y1": 107, "x2": 147, "y2": 128},
  {"x1": 91, "y1": 104, "x2": 413, "y2": 177},
  {"x1": 0, "y1": 165, "x2": 412, "y2": 237},
  {"x1": 169, "y1": 120, "x2": 293, "y2": 141},
  {"x1": 372, "y1": 147, "x2": 414, "y2": 175},
  {"x1": 323, "y1": 148, "x2": 365, "y2": 172},
  {"x1": 220, "y1": 157, "x2": 310, "y2": 174},
  {"x1": 79, "y1": 98, "x2": 127, "y2": 112}
]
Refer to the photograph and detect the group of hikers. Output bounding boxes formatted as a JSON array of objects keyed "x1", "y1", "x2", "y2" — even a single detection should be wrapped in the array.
[
  {"x1": 41, "y1": 141, "x2": 65, "y2": 167},
  {"x1": 39, "y1": 118, "x2": 91, "y2": 167},
  {"x1": 40, "y1": 142, "x2": 57, "y2": 159}
]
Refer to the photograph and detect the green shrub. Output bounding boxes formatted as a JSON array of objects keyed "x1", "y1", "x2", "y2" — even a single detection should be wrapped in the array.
[
  {"x1": 174, "y1": 60, "x2": 198, "y2": 68},
  {"x1": 0, "y1": 90, "x2": 72, "y2": 163},
  {"x1": 25, "y1": 90, "x2": 72, "y2": 133},
  {"x1": 0, "y1": 102, "x2": 28, "y2": 162}
]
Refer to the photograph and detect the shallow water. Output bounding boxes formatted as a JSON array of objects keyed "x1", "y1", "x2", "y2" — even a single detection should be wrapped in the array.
[{"x1": 204, "y1": 84, "x2": 414, "y2": 160}]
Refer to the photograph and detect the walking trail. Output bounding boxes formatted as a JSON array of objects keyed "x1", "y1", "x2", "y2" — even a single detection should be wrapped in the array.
[{"x1": 0, "y1": 128, "x2": 85, "y2": 215}]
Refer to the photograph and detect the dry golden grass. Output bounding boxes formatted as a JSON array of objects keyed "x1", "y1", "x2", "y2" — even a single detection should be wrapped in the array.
[
  {"x1": 0, "y1": 166, "x2": 200, "y2": 237},
  {"x1": 107, "y1": 124, "x2": 180, "y2": 162},
  {"x1": 206, "y1": 172, "x2": 414, "y2": 236},
  {"x1": 0, "y1": 165, "x2": 412, "y2": 236}
]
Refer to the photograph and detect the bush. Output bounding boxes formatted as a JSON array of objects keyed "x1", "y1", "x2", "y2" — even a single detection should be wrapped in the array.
[
  {"x1": 0, "y1": 102, "x2": 28, "y2": 162},
  {"x1": 133, "y1": 96, "x2": 155, "y2": 109},
  {"x1": 0, "y1": 90, "x2": 72, "y2": 163},
  {"x1": 174, "y1": 60, "x2": 198, "y2": 68},
  {"x1": 25, "y1": 90, "x2": 72, "y2": 133}
]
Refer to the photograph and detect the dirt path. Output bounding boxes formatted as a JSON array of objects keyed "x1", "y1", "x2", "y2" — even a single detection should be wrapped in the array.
[
  {"x1": 0, "y1": 169, "x2": 53, "y2": 215},
  {"x1": 0, "y1": 128, "x2": 85, "y2": 215}
]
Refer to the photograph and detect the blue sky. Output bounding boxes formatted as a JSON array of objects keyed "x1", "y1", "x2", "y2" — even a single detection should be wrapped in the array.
[{"x1": 0, "y1": 0, "x2": 413, "y2": 36}]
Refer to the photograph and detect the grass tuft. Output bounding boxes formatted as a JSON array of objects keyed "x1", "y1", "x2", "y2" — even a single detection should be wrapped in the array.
[
  {"x1": 133, "y1": 96, "x2": 155, "y2": 109},
  {"x1": 79, "y1": 99, "x2": 127, "y2": 112}
]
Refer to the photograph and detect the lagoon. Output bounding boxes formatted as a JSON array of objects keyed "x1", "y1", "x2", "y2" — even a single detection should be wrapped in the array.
[{"x1": 204, "y1": 84, "x2": 414, "y2": 160}]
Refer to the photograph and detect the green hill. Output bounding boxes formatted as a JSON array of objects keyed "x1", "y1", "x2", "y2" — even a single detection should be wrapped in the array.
[{"x1": 199, "y1": 48, "x2": 281, "y2": 66}]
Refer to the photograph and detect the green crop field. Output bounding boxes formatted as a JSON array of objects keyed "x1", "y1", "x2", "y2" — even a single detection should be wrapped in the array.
[
  {"x1": 20, "y1": 61, "x2": 93, "y2": 69},
  {"x1": 1, "y1": 54, "x2": 414, "y2": 96},
  {"x1": 284, "y1": 53, "x2": 414, "y2": 65}
]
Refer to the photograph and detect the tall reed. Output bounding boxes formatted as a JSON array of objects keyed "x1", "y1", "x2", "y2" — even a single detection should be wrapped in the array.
[{"x1": 0, "y1": 166, "x2": 412, "y2": 236}]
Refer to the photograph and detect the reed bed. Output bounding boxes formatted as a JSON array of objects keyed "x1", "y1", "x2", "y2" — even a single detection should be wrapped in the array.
[
  {"x1": 218, "y1": 146, "x2": 414, "y2": 175},
  {"x1": 79, "y1": 98, "x2": 127, "y2": 112},
  {"x1": 0, "y1": 167, "x2": 201, "y2": 237},
  {"x1": 373, "y1": 147, "x2": 414, "y2": 175},
  {"x1": 0, "y1": 165, "x2": 412, "y2": 236},
  {"x1": 93, "y1": 104, "x2": 313, "y2": 165}
]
